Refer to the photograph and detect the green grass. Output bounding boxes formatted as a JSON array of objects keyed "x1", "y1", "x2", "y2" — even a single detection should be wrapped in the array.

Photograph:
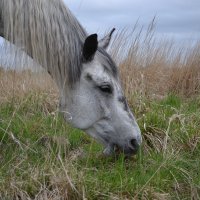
[{"x1": 0, "y1": 93, "x2": 200, "y2": 199}]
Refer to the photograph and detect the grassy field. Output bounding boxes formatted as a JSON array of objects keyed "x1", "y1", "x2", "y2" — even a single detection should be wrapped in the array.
[
  {"x1": 0, "y1": 71, "x2": 200, "y2": 200},
  {"x1": 0, "y1": 23, "x2": 200, "y2": 199}
]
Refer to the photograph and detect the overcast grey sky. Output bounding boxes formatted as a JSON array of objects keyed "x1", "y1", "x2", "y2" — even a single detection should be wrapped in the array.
[{"x1": 65, "y1": 0, "x2": 200, "y2": 42}]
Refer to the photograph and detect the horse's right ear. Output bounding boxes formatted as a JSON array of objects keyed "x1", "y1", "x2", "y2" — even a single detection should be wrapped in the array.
[
  {"x1": 82, "y1": 34, "x2": 98, "y2": 62},
  {"x1": 99, "y1": 28, "x2": 115, "y2": 50}
]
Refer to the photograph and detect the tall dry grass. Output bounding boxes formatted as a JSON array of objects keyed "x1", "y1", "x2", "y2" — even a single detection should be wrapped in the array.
[
  {"x1": 110, "y1": 19, "x2": 200, "y2": 100},
  {"x1": 0, "y1": 19, "x2": 200, "y2": 102},
  {"x1": 0, "y1": 69, "x2": 58, "y2": 105}
]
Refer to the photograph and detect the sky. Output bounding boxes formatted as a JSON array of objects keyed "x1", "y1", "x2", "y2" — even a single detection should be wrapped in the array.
[{"x1": 65, "y1": 0, "x2": 200, "y2": 42}]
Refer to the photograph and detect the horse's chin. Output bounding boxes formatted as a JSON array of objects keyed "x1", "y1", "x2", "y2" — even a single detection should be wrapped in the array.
[
  {"x1": 103, "y1": 144, "x2": 115, "y2": 156},
  {"x1": 103, "y1": 143, "x2": 121, "y2": 156}
]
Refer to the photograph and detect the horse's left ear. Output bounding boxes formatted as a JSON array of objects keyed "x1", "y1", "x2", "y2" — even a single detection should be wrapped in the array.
[
  {"x1": 99, "y1": 28, "x2": 115, "y2": 50},
  {"x1": 83, "y1": 34, "x2": 98, "y2": 62}
]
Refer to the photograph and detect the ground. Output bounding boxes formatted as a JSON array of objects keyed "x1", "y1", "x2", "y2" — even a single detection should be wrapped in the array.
[{"x1": 0, "y1": 89, "x2": 199, "y2": 199}]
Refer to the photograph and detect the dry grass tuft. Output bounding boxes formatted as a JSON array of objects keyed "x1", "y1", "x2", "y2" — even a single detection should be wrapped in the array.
[
  {"x1": 109, "y1": 19, "x2": 200, "y2": 99},
  {"x1": 143, "y1": 126, "x2": 167, "y2": 154},
  {"x1": 0, "y1": 69, "x2": 58, "y2": 104}
]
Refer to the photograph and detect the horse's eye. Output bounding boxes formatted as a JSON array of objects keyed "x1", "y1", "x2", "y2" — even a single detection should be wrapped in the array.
[{"x1": 99, "y1": 85, "x2": 112, "y2": 94}]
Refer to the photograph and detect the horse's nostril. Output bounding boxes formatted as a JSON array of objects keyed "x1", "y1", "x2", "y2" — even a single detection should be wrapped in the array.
[{"x1": 129, "y1": 139, "x2": 139, "y2": 151}]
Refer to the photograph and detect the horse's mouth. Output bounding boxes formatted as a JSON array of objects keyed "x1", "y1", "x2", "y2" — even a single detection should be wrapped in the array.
[
  {"x1": 103, "y1": 143, "x2": 138, "y2": 156},
  {"x1": 103, "y1": 144, "x2": 123, "y2": 156}
]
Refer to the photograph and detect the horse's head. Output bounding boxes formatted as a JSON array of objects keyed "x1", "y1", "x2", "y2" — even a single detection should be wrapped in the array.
[{"x1": 60, "y1": 29, "x2": 142, "y2": 156}]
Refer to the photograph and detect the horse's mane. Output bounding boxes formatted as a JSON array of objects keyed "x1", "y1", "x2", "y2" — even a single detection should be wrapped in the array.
[{"x1": 0, "y1": 0, "x2": 87, "y2": 88}]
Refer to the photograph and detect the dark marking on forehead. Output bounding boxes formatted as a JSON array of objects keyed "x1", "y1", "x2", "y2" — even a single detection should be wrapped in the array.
[
  {"x1": 97, "y1": 47, "x2": 118, "y2": 78},
  {"x1": 85, "y1": 73, "x2": 93, "y2": 81},
  {"x1": 118, "y1": 96, "x2": 129, "y2": 111}
]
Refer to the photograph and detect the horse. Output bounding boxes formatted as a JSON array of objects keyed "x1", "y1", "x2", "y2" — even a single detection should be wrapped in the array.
[{"x1": 0, "y1": 0, "x2": 142, "y2": 156}]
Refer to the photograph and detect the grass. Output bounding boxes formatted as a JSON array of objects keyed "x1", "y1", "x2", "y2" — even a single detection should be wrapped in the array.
[
  {"x1": 0, "y1": 87, "x2": 200, "y2": 199},
  {"x1": 0, "y1": 19, "x2": 200, "y2": 199}
]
